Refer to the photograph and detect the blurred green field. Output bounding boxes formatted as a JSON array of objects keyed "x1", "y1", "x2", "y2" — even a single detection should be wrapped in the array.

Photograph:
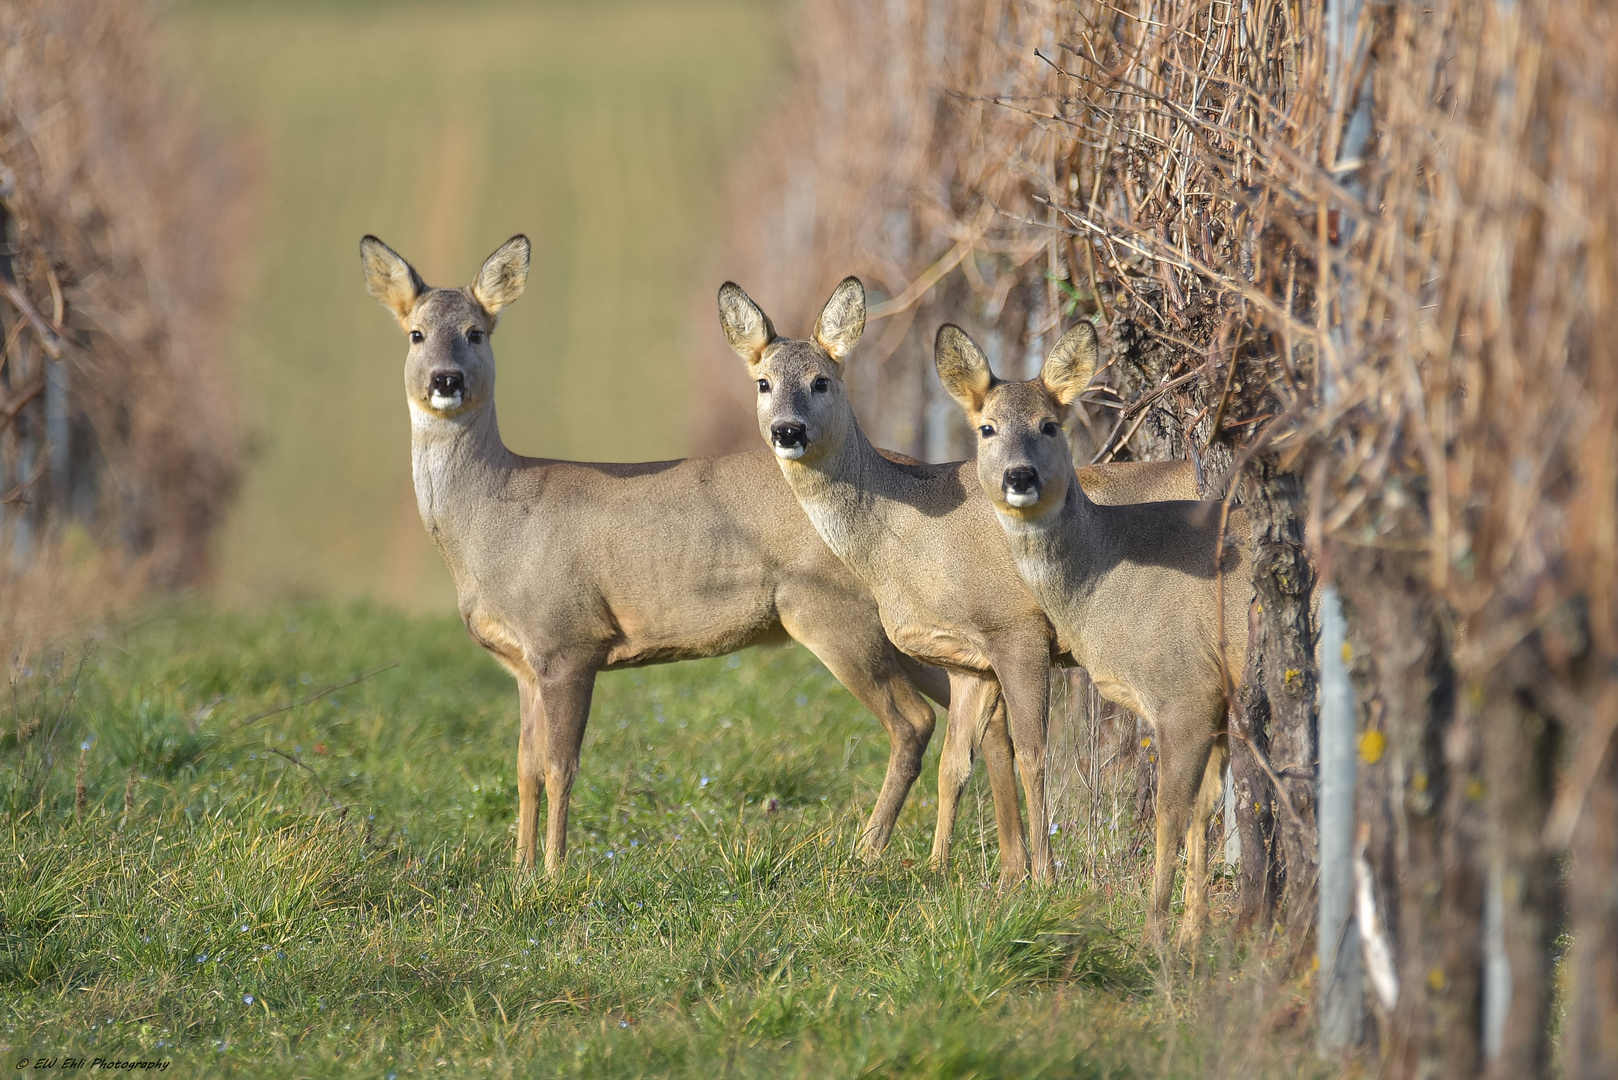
[
  {"x1": 166, "y1": 1, "x2": 783, "y2": 610},
  {"x1": 0, "y1": 603, "x2": 1326, "y2": 1078}
]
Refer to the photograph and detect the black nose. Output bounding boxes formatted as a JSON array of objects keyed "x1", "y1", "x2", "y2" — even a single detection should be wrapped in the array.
[
  {"x1": 771, "y1": 421, "x2": 807, "y2": 449},
  {"x1": 1004, "y1": 466, "x2": 1040, "y2": 495},
  {"x1": 430, "y1": 371, "x2": 464, "y2": 396}
]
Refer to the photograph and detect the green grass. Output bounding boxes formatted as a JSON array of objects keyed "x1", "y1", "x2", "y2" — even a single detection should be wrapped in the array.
[{"x1": 1, "y1": 604, "x2": 1328, "y2": 1077}]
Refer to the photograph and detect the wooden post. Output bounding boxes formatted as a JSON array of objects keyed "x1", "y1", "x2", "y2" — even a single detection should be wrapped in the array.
[
  {"x1": 1317, "y1": 587, "x2": 1363, "y2": 1050},
  {"x1": 1318, "y1": 0, "x2": 1372, "y2": 1052}
]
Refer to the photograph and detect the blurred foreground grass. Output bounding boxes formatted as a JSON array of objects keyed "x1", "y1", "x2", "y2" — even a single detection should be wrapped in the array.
[{"x1": 1, "y1": 604, "x2": 1326, "y2": 1077}]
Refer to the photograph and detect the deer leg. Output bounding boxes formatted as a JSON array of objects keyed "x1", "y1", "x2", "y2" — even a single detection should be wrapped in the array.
[
  {"x1": 1178, "y1": 731, "x2": 1230, "y2": 951},
  {"x1": 980, "y1": 692, "x2": 1031, "y2": 886},
  {"x1": 991, "y1": 645, "x2": 1056, "y2": 883},
  {"x1": 893, "y1": 650, "x2": 951, "y2": 709},
  {"x1": 515, "y1": 675, "x2": 547, "y2": 870},
  {"x1": 931, "y1": 672, "x2": 996, "y2": 871},
  {"x1": 537, "y1": 655, "x2": 598, "y2": 878},
  {"x1": 799, "y1": 633, "x2": 937, "y2": 861},
  {"x1": 1148, "y1": 712, "x2": 1216, "y2": 947}
]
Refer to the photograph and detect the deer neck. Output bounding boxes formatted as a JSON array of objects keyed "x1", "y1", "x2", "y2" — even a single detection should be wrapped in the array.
[
  {"x1": 776, "y1": 422, "x2": 894, "y2": 574},
  {"x1": 996, "y1": 479, "x2": 1110, "y2": 654},
  {"x1": 409, "y1": 401, "x2": 515, "y2": 545}
]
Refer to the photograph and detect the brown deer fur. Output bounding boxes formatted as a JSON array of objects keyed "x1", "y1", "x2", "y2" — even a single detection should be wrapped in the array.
[{"x1": 936, "y1": 320, "x2": 1250, "y2": 945}]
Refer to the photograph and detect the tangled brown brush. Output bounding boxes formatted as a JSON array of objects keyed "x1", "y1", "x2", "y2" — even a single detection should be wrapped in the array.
[
  {"x1": 707, "y1": 0, "x2": 1618, "y2": 1072},
  {"x1": 0, "y1": 0, "x2": 244, "y2": 659}
]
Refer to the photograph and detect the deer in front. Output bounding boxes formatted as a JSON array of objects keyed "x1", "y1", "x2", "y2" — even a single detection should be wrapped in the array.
[
  {"x1": 360, "y1": 235, "x2": 953, "y2": 875},
  {"x1": 934, "y1": 320, "x2": 1251, "y2": 947}
]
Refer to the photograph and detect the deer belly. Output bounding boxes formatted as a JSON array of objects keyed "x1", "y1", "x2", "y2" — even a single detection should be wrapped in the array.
[
  {"x1": 465, "y1": 611, "x2": 532, "y2": 679},
  {"x1": 889, "y1": 623, "x2": 992, "y2": 674},
  {"x1": 1087, "y1": 669, "x2": 1150, "y2": 719},
  {"x1": 601, "y1": 597, "x2": 781, "y2": 668}
]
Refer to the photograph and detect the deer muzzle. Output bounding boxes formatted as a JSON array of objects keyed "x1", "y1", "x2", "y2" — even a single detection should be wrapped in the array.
[
  {"x1": 770, "y1": 421, "x2": 808, "y2": 460},
  {"x1": 429, "y1": 371, "x2": 465, "y2": 410},
  {"x1": 1003, "y1": 465, "x2": 1041, "y2": 508}
]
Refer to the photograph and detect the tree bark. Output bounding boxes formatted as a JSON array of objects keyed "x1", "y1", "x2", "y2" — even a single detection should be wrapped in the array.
[
  {"x1": 1478, "y1": 659, "x2": 1561, "y2": 1080},
  {"x1": 1564, "y1": 685, "x2": 1618, "y2": 1080},
  {"x1": 1339, "y1": 548, "x2": 1480, "y2": 1080},
  {"x1": 1232, "y1": 601, "x2": 1278, "y2": 936},
  {"x1": 1248, "y1": 462, "x2": 1320, "y2": 949}
]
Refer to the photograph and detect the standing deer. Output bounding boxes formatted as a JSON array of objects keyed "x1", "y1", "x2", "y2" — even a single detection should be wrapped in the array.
[
  {"x1": 717, "y1": 276, "x2": 1198, "y2": 884},
  {"x1": 934, "y1": 320, "x2": 1250, "y2": 946},
  {"x1": 360, "y1": 234, "x2": 955, "y2": 875}
]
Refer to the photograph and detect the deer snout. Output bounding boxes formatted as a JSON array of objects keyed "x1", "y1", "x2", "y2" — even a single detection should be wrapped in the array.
[
  {"x1": 770, "y1": 420, "x2": 808, "y2": 460},
  {"x1": 428, "y1": 371, "x2": 465, "y2": 410},
  {"x1": 1003, "y1": 465, "x2": 1041, "y2": 508}
]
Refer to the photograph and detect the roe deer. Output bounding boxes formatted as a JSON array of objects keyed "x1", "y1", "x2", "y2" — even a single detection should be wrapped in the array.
[
  {"x1": 360, "y1": 234, "x2": 955, "y2": 875},
  {"x1": 716, "y1": 276, "x2": 1198, "y2": 884},
  {"x1": 908, "y1": 459, "x2": 1199, "y2": 883},
  {"x1": 934, "y1": 320, "x2": 1251, "y2": 946}
]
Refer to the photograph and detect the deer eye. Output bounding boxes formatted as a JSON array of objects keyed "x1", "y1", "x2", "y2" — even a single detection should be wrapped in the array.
[
  {"x1": 757, "y1": 379, "x2": 771, "y2": 394},
  {"x1": 467, "y1": 328, "x2": 485, "y2": 345},
  {"x1": 978, "y1": 425, "x2": 996, "y2": 439},
  {"x1": 409, "y1": 330, "x2": 424, "y2": 345},
  {"x1": 811, "y1": 376, "x2": 830, "y2": 394},
  {"x1": 1041, "y1": 421, "x2": 1060, "y2": 437}
]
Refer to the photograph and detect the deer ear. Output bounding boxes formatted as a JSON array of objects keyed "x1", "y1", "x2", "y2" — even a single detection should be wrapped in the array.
[
  {"x1": 813, "y1": 276, "x2": 865, "y2": 362},
  {"x1": 933, "y1": 324, "x2": 994, "y2": 413},
  {"x1": 1041, "y1": 322, "x2": 1099, "y2": 406},
  {"x1": 717, "y1": 282, "x2": 776, "y2": 366},
  {"x1": 472, "y1": 235, "x2": 530, "y2": 316},
  {"x1": 360, "y1": 235, "x2": 426, "y2": 327}
]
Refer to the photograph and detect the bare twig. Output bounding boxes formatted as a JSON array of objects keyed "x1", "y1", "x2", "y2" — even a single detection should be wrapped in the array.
[
  {"x1": 0, "y1": 455, "x2": 48, "y2": 505},
  {"x1": 234, "y1": 661, "x2": 400, "y2": 728},
  {"x1": 867, "y1": 204, "x2": 995, "y2": 321},
  {"x1": 262, "y1": 748, "x2": 341, "y2": 810},
  {"x1": 0, "y1": 280, "x2": 66, "y2": 359}
]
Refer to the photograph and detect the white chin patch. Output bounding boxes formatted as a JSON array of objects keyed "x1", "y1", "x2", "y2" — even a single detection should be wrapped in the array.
[
  {"x1": 1004, "y1": 490, "x2": 1039, "y2": 508},
  {"x1": 429, "y1": 392, "x2": 463, "y2": 411},
  {"x1": 774, "y1": 444, "x2": 806, "y2": 460}
]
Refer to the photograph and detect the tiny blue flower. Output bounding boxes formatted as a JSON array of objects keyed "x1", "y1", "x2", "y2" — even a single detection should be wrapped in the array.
[{"x1": 243, "y1": 995, "x2": 254, "y2": 1005}]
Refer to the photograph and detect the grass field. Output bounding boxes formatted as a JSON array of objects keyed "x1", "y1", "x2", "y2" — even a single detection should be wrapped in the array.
[
  {"x1": 165, "y1": 1, "x2": 783, "y2": 610},
  {"x1": 0, "y1": 604, "x2": 1331, "y2": 1078}
]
